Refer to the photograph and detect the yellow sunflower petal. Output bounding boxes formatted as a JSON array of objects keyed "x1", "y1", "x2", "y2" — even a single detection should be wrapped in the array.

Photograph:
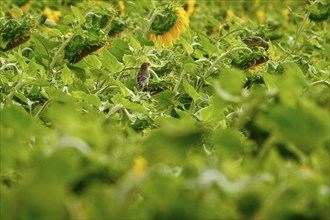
[
  {"x1": 150, "y1": 33, "x2": 157, "y2": 43},
  {"x1": 186, "y1": 0, "x2": 196, "y2": 16},
  {"x1": 256, "y1": 10, "x2": 265, "y2": 23},
  {"x1": 150, "y1": 7, "x2": 189, "y2": 48},
  {"x1": 119, "y1": 0, "x2": 125, "y2": 16}
]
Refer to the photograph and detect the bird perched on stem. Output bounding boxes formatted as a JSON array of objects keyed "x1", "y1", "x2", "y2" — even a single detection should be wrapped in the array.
[
  {"x1": 242, "y1": 36, "x2": 269, "y2": 50},
  {"x1": 137, "y1": 62, "x2": 151, "y2": 91}
]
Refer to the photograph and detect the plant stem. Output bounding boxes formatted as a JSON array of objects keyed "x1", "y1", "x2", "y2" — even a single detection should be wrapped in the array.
[
  {"x1": 310, "y1": 80, "x2": 330, "y2": 88},
  {"x1": 144, "y1": 9, "x2": 158, "y2": 37},
  {"x1": 94, "y1": 85, "x2": 117, "y2": 96},
  {"x1": 219, "y1": 28, "x2": 247, "y2": 42},
  {"x1": 0, "y1": 63, "x2": 22, "y2": 74},
  {"x1": 173, "y1": 70, "x2": 186, "y2": 94},
  {"x1": 34, "y1": 100, "x2": 51, "y2": 118},
  {"x1": 292, "y1": 13, "x2": 309, "y2": 54},
  {"x1": 117, "y1": 67, "x2": 139, "y2": 80},
  {"x1": 49, "y1": 33, "x2": 75, "y2": 72},
  {"x1": 205, "y1": 47, "x2": 252, "y2": 79},
  {"x1": 196, "y1": 47, "x2": 252, "y2": 91},
  {"x1": 149, "y1": 69, "x2": 160, "y2": 81},
  {"x1": 107, "y1": 104, "x2": 123, "y2": 118},
  {"x1": 7, "y1": 80, "x2": 26, "y2": 100}
]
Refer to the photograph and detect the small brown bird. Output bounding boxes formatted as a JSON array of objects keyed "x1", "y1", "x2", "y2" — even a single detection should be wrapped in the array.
[
  {"x1": 137, "y1": 62, "x2": 151, "y2": 91},
  {"x1": 242, "y1": 36, "x2": 269, "y2": 50}
]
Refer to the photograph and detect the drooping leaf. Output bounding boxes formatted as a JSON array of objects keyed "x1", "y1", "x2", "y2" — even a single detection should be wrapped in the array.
[
  {"x1": 183, "y1": 79, "x2": 199, "y2": 102},
  {"x1": 71, "y1": 6, "x2": 86, "y2": 24}
]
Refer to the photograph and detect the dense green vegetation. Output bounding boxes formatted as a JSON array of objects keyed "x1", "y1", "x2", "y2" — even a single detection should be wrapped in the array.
[{"x1": 1, "y1": 0, "x2": 329, "y2": 219}]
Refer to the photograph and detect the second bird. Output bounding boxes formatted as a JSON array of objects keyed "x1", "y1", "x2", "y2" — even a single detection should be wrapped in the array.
[{"x1": 137, "y1": 62, "x2": 151, "y2": 91}]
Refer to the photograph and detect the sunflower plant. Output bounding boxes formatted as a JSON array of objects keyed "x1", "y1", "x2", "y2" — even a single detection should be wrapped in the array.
[
  {"x1": 149, "y1": 4, "x2": 189, "y2": 47},
  {"x1": 0, "y1": 13, "x2": 35, "y2": 51},
  {"x1": 0, "y1": 1, "x2": 329, "y2": 220},
  {"x1": 63, "y1": 3, "x2": 126, "y2": 63}
]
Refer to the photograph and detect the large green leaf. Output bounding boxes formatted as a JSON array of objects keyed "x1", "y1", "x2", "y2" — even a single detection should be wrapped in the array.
[
  {"x1": 218, "y1": 68, "x2": 245, "y2": 95},
  {"x1": 260, "y1": 107, "x2": 329, "y2": 154},
  {"x1": 183, "y1": 79, "x2": 199, "y2": 102},
  {"x1": 101, "y1": 49, "x2": 123, "y2": 73},
  {"x1": 61, "y1": 63, "x2": 73, "y2": 85},
  {"x1": 108, "y1": 39, "x2": 131, "y2": 61}
]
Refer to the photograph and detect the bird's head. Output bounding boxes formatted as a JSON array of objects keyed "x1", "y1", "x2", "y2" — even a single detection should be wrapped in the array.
[{"x1": 141, "y1": 62, "x2": 151, "y2": 70}]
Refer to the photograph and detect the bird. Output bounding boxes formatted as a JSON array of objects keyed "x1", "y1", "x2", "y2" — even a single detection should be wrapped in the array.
[
  {"x1": 242, "y1": 36, "x2": 269, "y2": 50},
  {"x1": 137, "y1": 62, "x2": 151, "y2": 91},
  {"x1": 241, "y1": 36, "x2": 269, "y2": 69}
]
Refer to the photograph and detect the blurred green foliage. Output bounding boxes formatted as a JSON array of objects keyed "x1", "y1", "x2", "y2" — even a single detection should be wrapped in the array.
[{"x1": 1, "y1": 0, "x2": 329, "y2": 219}]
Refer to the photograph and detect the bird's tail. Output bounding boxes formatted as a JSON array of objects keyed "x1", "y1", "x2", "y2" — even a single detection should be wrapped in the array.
[{"x1": 138, "y1": 82, "x2": 143, "y2": 90}]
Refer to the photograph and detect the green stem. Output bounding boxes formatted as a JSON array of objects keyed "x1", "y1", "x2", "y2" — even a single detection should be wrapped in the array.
[
  {"x1": 292, "y1": 0, "x2": 318, "y2": 54},
  {"x1": 107, "y1": 104, "x2": 123, "y2": 118},
  {"x1": 116, "y1": 67, "x2": 139, "y2": 80},
  {"x1": 49, "y1": 33, "x2": 75, "y2": 72},
  {"x1": 94, "y1": 85, "x2": 117, "y2": 96},
  {"x1": 219, "y1": 28, "x2": 247, "y2": 42},
  {"x1": 0, "y1": 63, "x2": 22, "y2": 74},
  {"x1": 149, "y1": 69, "x2": 160, "y2": 81},
  {"x1": 196, "y1": 47, "x2": 252, "y2": 91},
  {"x1": 144, "y1": 9, "x2": 158, "y2": 37},
  {"x1": 34, "y1": 100, "x2": 51, "y2": 118},
  {"x1": 173, "y1": 70, "x2": 186, "y2": 94},
  {"x1": 7, "y1": 80, "x2": 26, "y2": 99},
  {"x1": 255, "y1": 135, "x2": 277, "y2": 169},
  {"x1": 309, "y1": 80, "x2": 330, "y2": 88},
  {"x1": 292, "y1": 13, "x2": 309, "y2": 54},
  {"x1": 204, "y1": 47, "x2": 252, "y2": 79}
]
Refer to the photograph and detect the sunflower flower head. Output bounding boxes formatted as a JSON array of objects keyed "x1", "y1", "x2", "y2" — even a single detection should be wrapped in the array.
[
  {"x1": 150, "y1": 6, "x2": 189, "y2": 47},
  {"x1": 9, "y1": 1, "x2": 30, "y2": 18},
  {"x1": 252, "y1": 0, "x2": 260, "y2": 10},
  {"x1": 132, "y1": 156, "x2": 148, "y2": 176},
  {"x1": 185, "y1": 0, "x2": 196, "y2": 16},
  {"x1": 118, "y1": 0, "x2": 125, "y2": 16},
  {"x1": 256, "y1": 9, "x2": 265, "y2": 23},
  {"x1": 44, "y1": 6, "x2": 61, "y2": 24}
]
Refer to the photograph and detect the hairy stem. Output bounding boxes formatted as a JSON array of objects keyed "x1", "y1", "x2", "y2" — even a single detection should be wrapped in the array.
[
  {"x1": 144, "y1": 9, "x2": 158, "y2": 36},
  {"x1": 205, "y1": 47, "x2": 252, "y2": 79},
  {"x1": 173, "y1": 70, "x2": 186, "y2": 94},
  {"x1": 7, "y1": 80, "x2": 26, "y2": 100},
  {"x1": 49, "y1": 33, "x2": 75, "y2": 72},
  {"x1": 310, "y1": 80, "x2": 330, "y2": 88},
  {"x1": 292, "y1": 13, "x2": 309, "y2": 54},
  {"x1": 219, "y1": 28, "x2": 247, "y2": 42},
  {"x1": 34, "y1": 100, "x2": 51, "y2": 118}
]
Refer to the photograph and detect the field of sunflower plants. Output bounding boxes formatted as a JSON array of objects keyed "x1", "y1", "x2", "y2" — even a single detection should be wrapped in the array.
[{"x1": 1, "y1": 0, "x2": 329, "y2": 219}]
